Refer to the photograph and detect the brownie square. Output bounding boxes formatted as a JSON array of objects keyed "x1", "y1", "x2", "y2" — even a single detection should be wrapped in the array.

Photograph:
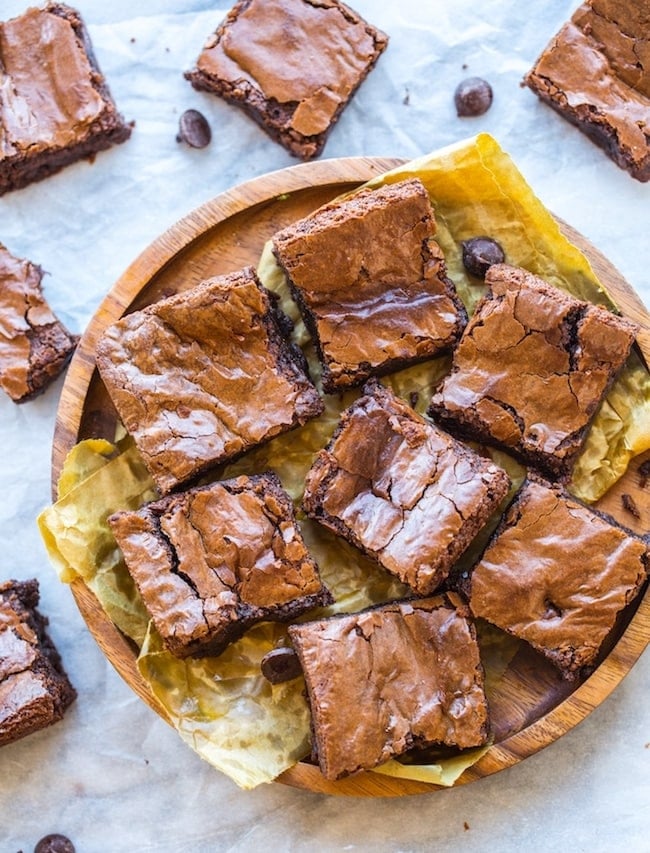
[
  {"x1": 0, "y1": 244, "x2": 78, "y2": 403},
  {"x1": 524, "y1": 1, "x2": 650, "y2": 182},
  {"x1": 469, "y1": 478, "x2": 649, "y2": 680},
  {"x1": 303, "y1": 380, "x2": 510, "y2": 595},
  {"x1": 288, "y1": 594, "x2": 489, "y2": 780},
  {"x1": 109, "y1": 473, "x2": 332, "y2": 658},
  {"x1": 96, "y1": 267, "x2": 324, "y2": 495},
  {"x1": 0, "y1": 3, "x2": 131, "y2": 196},
  {"x1": 185, "y1": 0, "x2": 388, "y2": 160},
  {"x1": 272, "y1": 178, "x2": 467, "y2": 393},
  {"x1": 0, "y1": 579, "x2": 76, "y2": 747},
  {"x1": 428, "y1": 264, "x2": 638, "y2": 481}
]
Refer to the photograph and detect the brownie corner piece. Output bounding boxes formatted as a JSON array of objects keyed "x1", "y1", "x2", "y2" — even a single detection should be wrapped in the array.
[
  {"x1": 523, "y1": 1, "x2": 650, "y2": 182},
  {"x1": 288, "y1": 594, "x2": 489, "y2": 780},
  {"x1": 0, "y1": 244, "x2": 78, "y2": 403},
  {"x1": 96, "y1": 266, "x2": 323, "y2": 494},
  {"x1": 468, "y1": 477, "x2": 649, "y2": 680},
  {"x1": 303, "y1": 379, "x2": 510, "y2": 596},
  {"x1": 272, "y1": 178, "x2": 467, "y2": 393},
  {"x1": 184, "y1": 0, "x2": 388, "y2": 159},
  {"x1": 0, "y1": 578, "x2": 76, "y2": 747},
  {"x1": 0, "y1": 3, "x2": 131, "y2": 196},
  {"x1": 428, "y1": 264, "x2": 638, "y2": 481},
  {"x1": 109, "y1": 472, "x2": 332, "y2": 658}
]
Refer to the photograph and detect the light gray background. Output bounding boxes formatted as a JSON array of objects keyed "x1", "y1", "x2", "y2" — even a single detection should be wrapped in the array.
[{"x1": 0, "y1": 2, "x2": 648, "y2": 851}]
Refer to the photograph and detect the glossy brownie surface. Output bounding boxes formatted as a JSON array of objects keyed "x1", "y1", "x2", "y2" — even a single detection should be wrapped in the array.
[
  {"x1": 303, "y1": 380, "x2": 510, "y2": 595},
  {"x1": 109, "y1": 473, "x2": 332, "y2": 658},
  {"x1": 289, "y1": 594, "x2": 488, "y2": 779},
  {"x1": 469, "y1": 478, "x2": 649, "y2": 679},
  {"x1": 428, "y1": 264, "x2": 638, "y2": 479},
  {"x1": 273, "y1": 178, "x2": 467, "y2": 392}
]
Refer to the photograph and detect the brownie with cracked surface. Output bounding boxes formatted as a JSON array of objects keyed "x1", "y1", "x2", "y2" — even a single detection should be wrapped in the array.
[
  {"x1": 288, "y1": 593, "x2": 489, "y2": 780},
  {"x1": 0, "y1": 579, "x2": 76, "y2": 747},
  {"x1": 0, "y1": 3, "x2": 131, "y2": 196},
  {"x1": 428, "y1": 264, "x2": 638, "y2": 481},
  {"x1": 303, "y1": 380, "x2": 510, "y2": 596},
  {"x1": 96, "y1": 267, "x2": 323, "y2": 495},
  {"x1": 109, "y1": 472, "x2": 332, "y2": 658},
  {"x1": 469, "y1": 477, "x2": 649, "y2": 680},
  {"x1": 272, "y1": 178, "x2": 467, "y2": 393},
  {"x1": 524, "y1": 0, "x2": 650, "y2": 182},
  {"x1": 184, "y1": 0, "x2": 388, "y2": 160},
  {"x1": 0, "y1": 244, "x2": 78, "y2": 403}
]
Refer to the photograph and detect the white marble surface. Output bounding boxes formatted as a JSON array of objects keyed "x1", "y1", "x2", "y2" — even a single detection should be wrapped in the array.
[{"x1": 1, "y1": 1, "x2": 648, "y2": 851}]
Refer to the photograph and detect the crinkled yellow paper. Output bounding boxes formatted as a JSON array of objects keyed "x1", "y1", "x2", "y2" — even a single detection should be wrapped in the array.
[{"x1": 38, "y1": 134, "x2": 649, "y2": 790}]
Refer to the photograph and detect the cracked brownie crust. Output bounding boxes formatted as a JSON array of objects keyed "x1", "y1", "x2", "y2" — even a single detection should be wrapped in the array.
[
  {"x1": 0, "y1": 244, "x2": 78, "y2": 402},
  {"x1": 272, "y1": 178, "x2": 468, "y2": 393},
  {"x1": 524, "y1": 0, "x2": 650, "y2": 182},
  {"x1": 469, "y1": 478, "x2": 649, "y2": 679},
  {"x1": 428, "y1": 264, "x2": 638, "y2": 480},
  {"x1": 96, "y1": 267, "x2": 323, "y2": 495},
  {"x1": 109, "y1": 473, "x2": 332, "y2": 658},
  {"x1": 0, "y1": 579, "x2": 76, "y2": 747},
  {"x1": 184, "y1": 0, "x2": 388, "y2": 160},
  {"x1": 0, "y1": 3, "x2": 131, "y2": 195},
  {"x1": 303, "y1": 380, "x2": 511, "y2": 595},
  {"x1": 288, "y1": 594, "x2": 489, "y2": 780}
]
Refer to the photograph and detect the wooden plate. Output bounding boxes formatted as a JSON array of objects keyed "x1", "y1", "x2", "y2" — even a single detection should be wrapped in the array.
[{"x1": 52, "y1": 156, "x2": 650, "y2": 797}]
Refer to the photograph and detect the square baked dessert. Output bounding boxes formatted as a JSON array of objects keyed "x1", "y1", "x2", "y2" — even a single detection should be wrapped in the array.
[
  {"x1": 288, "y1": 593, "x2": 489, "y2": 780},
  {"x1": 184, "y1": 0, "x2": 388, "y2": 159},
  {"x1": 524, "y1": 1, "x2": 650, "y2": 182},
  {"x1": 0, "y1": 244, "x2": 78, "y2": 403},
  {"x1": 0, "y1": 3, "x2": 131, "y2": 196},
  {"x1": 0, "y1": 579, "x2": 76, "y2": 747},
  {"x1": 96, "y1": 267, "x2": 323, "y2": 495},
  {"x1": 272, "y1": 178, "x2": 468, "y2": 393},
  {"x1": 109, "y1": 472, "x2": 332, "y2": 658},
  {"x1": 302, "y1": 380, "x2": 510, "y2": 595},
  {"x1": 428, "y1": 264, "x2": 638, "y2": 481},
  {"x1": 469, "y1": 477, "x2": 649, "y2": 680}
]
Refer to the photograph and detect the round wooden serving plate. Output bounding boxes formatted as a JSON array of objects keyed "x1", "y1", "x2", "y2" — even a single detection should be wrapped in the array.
[{"x1": 52, "y1": 157, "x2": 650, "y2": 798}]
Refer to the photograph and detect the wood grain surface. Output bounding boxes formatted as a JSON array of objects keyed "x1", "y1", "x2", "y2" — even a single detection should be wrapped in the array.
[{"x1": 51, "y1": 157, "x2": 650, "y2": 798}]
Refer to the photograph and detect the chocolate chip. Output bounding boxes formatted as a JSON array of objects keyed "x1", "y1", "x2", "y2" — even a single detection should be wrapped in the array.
[
  {"x1": 261, "y1": 647, "x2": 302, "y2": 684},
  {"x1": 176, "y1": 109, "x2": 212, "y2": 149},
  {"x1": 621, "y1": 493, "x2": 641, "y2": 519},
  {"x1": 34, "y1": 835, "x2": 75, "y2": 853},
  {"x1": 461, "y1": 236, "x2": 505, "y2": 278},
  {"x1": 638, "y1": 459, "x2": 650, "y2": 488},
  {"x1": 454, "y1": 77, "x2": 493, "y2": 117}
]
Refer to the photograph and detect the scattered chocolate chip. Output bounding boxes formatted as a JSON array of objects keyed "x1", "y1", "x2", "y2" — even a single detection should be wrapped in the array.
[
  {"x1": 261, "y1": 646, "x2": 302, "y2": 684},
  {"x1": 637, "y1": 458, "x2": 650, "y2": 488},
  {"x1": 454, "y1": 77, "x2": 493, "y2": 117},
  {"x1": 621, "y1": 493, "x2": 641, "y2": 519},
  {"x1": 176, "y1": 109, "x2": 212, "y2": 149},
  {"x1": 461, "y1": 236, "x2": 505, "y2": 278},
  {"x1": 34, "y1": 835, "x2": 75, "y2": 853},
  {"x1": 409, "y1": 390, "x2": 419, "y2": 408}
]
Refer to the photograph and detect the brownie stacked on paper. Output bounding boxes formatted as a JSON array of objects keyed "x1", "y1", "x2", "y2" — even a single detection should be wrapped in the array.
[{"x1": 97, "y1": 174, "x2": 647, "y2": 782}]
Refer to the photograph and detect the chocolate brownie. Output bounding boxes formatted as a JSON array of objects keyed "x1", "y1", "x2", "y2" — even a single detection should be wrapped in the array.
[
  {"x1": 272, "y1": 178, "x2": 467, "y2": 393},
  {"x1": 469, "y1": 478, "x2": 649, "y2": 680},
  {"x1": 0, "y1": 3, "x2": 131, "y2": 196},
  {"x1": 0, "y1": 244, "x2": 78, "y2": 403},
  {"x1": 428, "y1": 264, "x2": 638, "y2": 481},
  {"x1": 288, "y1": 594, "x2": 489, "y2": 780},
  {"x1": 184, "y1": 0, "x2": 388, "y2": 160},
  {"x1": 109, "y1": 473, "x2": 332, "y2": 658},
  {"x1": 303, "y1": 380, "x2": 510, "y2": 595},
  {"x1": 96, "y1": 267, "x2": 323, "y2": 495},
  {"x1": 524, "y1": 1, "x2": 650, "y2": 182},
  {"x1": 0, "y1": 579, "x2": 76, "y2": 747}
]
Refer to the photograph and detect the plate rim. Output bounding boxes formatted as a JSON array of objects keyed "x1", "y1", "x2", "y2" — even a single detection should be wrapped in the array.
[{"x1": 52, "y1": 155, "x2": 650, "y2": 798}]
